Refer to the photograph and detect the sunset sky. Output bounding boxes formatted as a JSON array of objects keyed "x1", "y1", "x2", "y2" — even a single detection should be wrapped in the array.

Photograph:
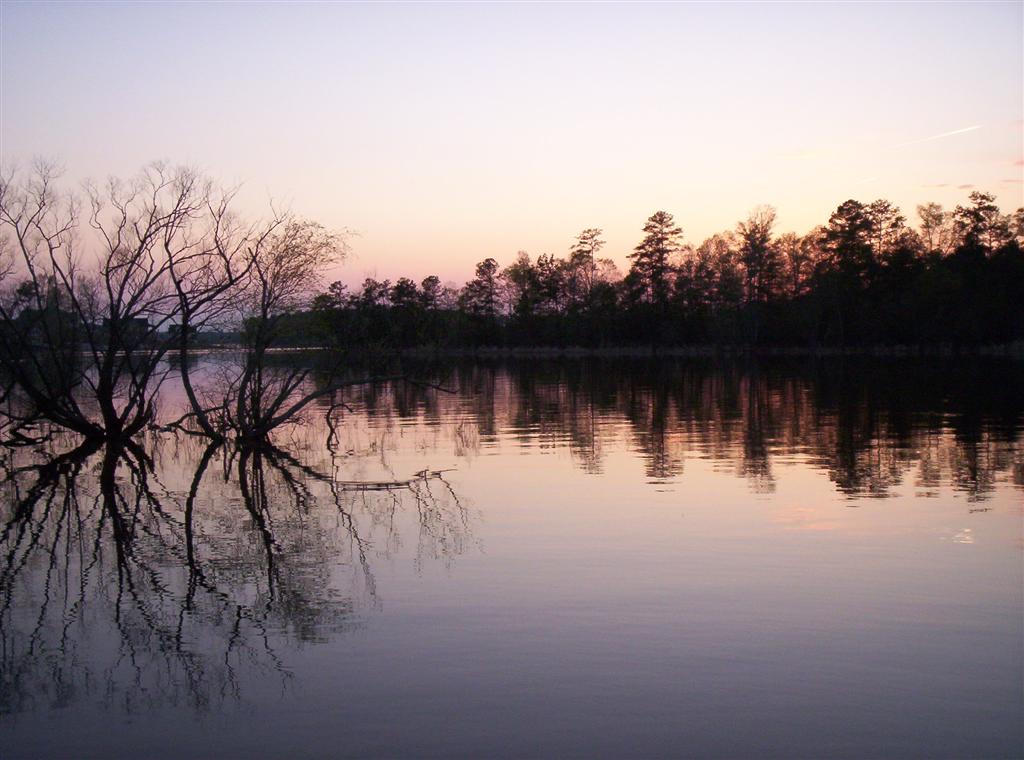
[{"x1": 2, "y1": 1, "x2": 1021, "y2": 284}]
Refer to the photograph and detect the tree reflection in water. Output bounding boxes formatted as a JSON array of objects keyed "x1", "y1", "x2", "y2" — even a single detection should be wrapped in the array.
[
  {"x1": 0, "y1": 427, "x2": 472, "y2": 716},
  {"x1": 343, "y1": 357, "x2": 1022, "y2": 499},
  {"x1": 1, "y1": 357, "x2": 1021, "y2": 723}
]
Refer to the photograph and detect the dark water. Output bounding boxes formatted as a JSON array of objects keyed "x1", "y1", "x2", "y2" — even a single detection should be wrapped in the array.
[{"x1": 2, "y1": 358, "x2": 1022, "y2": 759}]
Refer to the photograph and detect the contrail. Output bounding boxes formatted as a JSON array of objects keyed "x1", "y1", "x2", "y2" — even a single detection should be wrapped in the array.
[{"x1": 894, "y1": 125, "x2": 981, "y2": 148}]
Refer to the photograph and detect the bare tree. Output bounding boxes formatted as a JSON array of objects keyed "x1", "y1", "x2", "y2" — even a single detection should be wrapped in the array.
[
  {"x1": 0, "y1": 162, "x2": 214, "y2": 441},
  {"x1": 0, "y1": 164, "x2": 350, "y2": 445},
  {"x1": 214, "y1": 218, "x2": 348, "y2": 442}
]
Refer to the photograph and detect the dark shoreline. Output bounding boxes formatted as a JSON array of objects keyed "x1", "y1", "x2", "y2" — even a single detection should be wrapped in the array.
[
  {"x1": 185, "y1": 342, "x2": 1024, "y2": 359},
  {"x1": 394, "y1": 342, "x2": 1024, "y2": 358}
]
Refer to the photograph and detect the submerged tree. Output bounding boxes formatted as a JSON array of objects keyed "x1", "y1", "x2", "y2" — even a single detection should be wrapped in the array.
[
  {"x1": 0, "y1": 163, "x2": 370, "y2": 446},
  {"x1": 217, "y1": 219, "x2": 347, "y2": 442},
  {"x1": 0, "y1": 162, "x2": 245, "y2": 442}
]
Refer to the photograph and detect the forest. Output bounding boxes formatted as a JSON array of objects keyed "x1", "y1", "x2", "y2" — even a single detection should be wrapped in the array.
[{"x1": 302, "y1": 194, "x2": 1024, "y2": 350}]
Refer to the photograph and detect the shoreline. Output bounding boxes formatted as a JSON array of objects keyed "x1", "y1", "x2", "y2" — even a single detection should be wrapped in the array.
[
  {"x1": 394, "y1": 343, "x2": 1024, "y2": 358},
  {"x1": 184, "y1": 342, "x2": 1024, "y2": 359}
]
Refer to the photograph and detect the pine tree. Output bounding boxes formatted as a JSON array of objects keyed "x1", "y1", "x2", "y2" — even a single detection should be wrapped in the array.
[{"x1": 629, "y1": 211, "x2": 683, "y2": 307}]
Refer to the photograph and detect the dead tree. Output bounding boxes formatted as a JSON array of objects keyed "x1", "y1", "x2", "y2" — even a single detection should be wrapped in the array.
[
  {"x1": 1, "y1": 162, "x2": 442, "y2": 448},
  {"x1": 214, "y1": 218, "x2": 348, "y2": 442},
  {"x1": 0, "y1": 163, "x2": 246, "y2": 442}
]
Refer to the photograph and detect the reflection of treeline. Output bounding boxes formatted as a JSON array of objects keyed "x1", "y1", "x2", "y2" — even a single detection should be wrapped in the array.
[
  {"x1": 303, "y1": 195, "x2": 1024, "y2": 348},
  {"x1": 339, "y1": 358, "x2": 1023, "y2": 499}
]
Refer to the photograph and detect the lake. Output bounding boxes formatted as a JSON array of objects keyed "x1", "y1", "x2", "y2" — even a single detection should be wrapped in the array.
[{"x1": 2, "y1": 357, "x2": 1022, "y2": 759}]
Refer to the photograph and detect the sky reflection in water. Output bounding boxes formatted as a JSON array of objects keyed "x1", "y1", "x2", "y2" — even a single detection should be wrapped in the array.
[{"x1": 2, "y1": 358, "x2": 1022, "y2": 759}]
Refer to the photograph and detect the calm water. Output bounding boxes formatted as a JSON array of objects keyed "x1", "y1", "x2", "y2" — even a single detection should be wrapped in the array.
[{"x1": 2, "y1": 358, "x2": 1022, "y2": 759}]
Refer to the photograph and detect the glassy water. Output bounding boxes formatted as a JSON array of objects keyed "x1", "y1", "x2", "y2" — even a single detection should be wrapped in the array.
[{"x1": 2, "y1": 358, "x2": 1022, "y2": 759}]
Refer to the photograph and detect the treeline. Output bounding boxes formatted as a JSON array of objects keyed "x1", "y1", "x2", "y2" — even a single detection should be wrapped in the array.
[{"x1": 301, "y1": 193, "x2": 1024, "y2": 349}]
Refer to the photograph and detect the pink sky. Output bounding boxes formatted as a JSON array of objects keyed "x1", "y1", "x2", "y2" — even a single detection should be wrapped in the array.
[{"x1": 2, "y1": 2, "x2": 1021, "y2": 285}]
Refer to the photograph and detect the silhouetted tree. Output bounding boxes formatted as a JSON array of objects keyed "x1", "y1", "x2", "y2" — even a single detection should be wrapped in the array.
[
  {"x1": 917, "y1": 202, "x2": 953, "y2": 255},
  {"x1": 865, "y1": 199, "x2": 908, "y2": 261},
  {"x1": 566, "y1": 227, "x2": 605, "y2": 309},
  {"x1": 458, "y1": 258, "x2": 502, "y2": 343},
  {"x1": 629, "y1": 211, "x2": 683, "y2": 308},
  {"x1": 952, "y1": 191, "x2": 1011, "y2": 254},
  {"x1": 0, "y1": 163, "x2": 239, "y2": 441},
  {"x1": 420, "y1": 275, "x2": 443, "y2": 309}
]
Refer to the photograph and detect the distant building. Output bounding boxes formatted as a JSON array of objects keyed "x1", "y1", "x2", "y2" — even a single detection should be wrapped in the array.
[
  {"x1": 102, "y1": 316, "x2": 150, "y2": 349},
  {"x1": 11, "y1": 305, "x2": 83, "y2": 350},
  {"x1": 167, "y1": 323, "x2": 198, "y2": 339}
]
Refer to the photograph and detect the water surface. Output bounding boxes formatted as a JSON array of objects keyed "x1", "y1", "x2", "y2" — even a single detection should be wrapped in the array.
[{"x1": 2, "y1": 358, "x2": 1022, "y2": 758}]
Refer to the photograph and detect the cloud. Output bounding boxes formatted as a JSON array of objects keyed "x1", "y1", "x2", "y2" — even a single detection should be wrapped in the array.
[
  {"x1": 1001, "y1": 178, "x2": 1023, "y2": 184},
  {"x1": 1015, "y1": 159, "x2": 1024, "y2": 167},
  {"x1": 894, "y1": 125, "x2": 982, "y2": 148},
  {"x1": 921, "y1": 182, "x2": 981, "y2": 190}
]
